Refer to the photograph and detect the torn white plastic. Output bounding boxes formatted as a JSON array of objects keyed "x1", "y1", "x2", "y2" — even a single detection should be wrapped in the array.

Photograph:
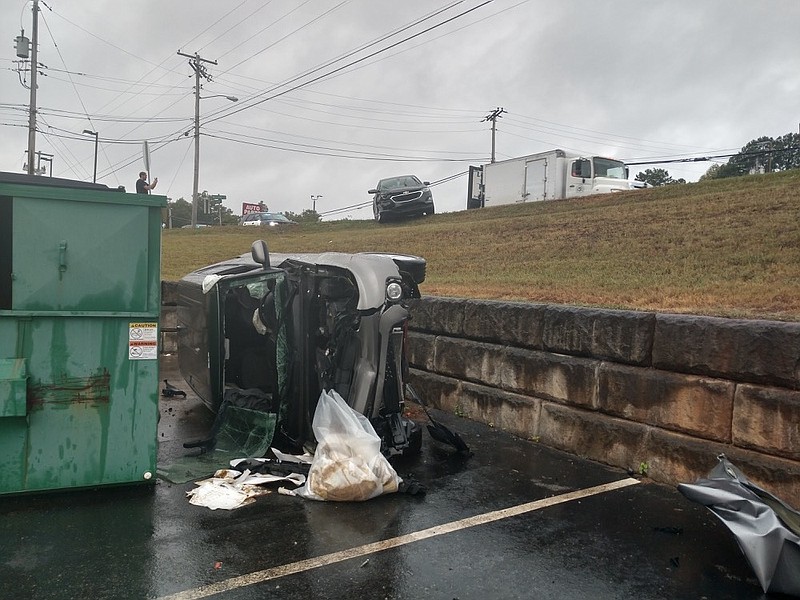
[
  {"x1": 270, "y1": 448, "x2": 314, "y2": 464},
  {"x1": 187, "y1": 468, "x2": 305, "y2": 510}
]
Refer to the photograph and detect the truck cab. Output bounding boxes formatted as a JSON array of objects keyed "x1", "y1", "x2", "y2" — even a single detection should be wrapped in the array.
[{"x1": 566, "y1": 156, "x2": 631, "y2": 197}]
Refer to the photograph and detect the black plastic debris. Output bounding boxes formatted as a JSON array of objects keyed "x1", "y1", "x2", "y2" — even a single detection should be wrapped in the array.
[
  {"x1": 162, "y1": 379, "x2": 187, "y2": 398},
  {"x1": 406, "y1": 384, "x2": 470, "y2": 455},
  {"x1": 678, "y1": 454, "x2": 800, "y2": 596}
]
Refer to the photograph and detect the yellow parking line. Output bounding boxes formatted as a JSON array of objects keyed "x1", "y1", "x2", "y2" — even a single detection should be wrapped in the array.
[{"x1": 157, "y1": 477, "x2": 640, "y2": 600}]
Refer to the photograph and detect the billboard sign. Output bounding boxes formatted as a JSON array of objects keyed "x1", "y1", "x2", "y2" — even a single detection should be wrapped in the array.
[{"x1": 242, "y1": 202, "x2": 265, "y2": 215}]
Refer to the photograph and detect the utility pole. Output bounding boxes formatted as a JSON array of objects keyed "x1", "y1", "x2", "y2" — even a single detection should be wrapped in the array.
[
  {"x1": 311, "y1": 195, "x2": 322, "y2": 212},
  {"x1": 482, "y1": 107, "x2": 506, "y2": 163},
  {"x1": 178, "y1": 51, "x2": 217, "y2": 228},
  {"x1": 26, "y1": 0, "x2": 40, "y2": 175}
]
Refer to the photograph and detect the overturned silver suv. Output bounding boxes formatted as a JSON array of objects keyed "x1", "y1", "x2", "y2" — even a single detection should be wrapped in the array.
[{"x1": 177, "y1": 241, "x2": 427, "y2": 457}]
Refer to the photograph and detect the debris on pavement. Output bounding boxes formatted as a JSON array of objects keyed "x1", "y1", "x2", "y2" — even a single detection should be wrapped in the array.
[
  {"x1": 406, "y1": 384, "x2": 470, "y2": 455},
  {"x1": 186, "y1": 467, "x2": 305, "y2": 510},
  {"x1": 678, "y1": 454, "x2": 800, "y2": 596},
  {"x1": 162, "y1": 379, "x2": 187, "y2": 398},
  {"x1": 293, "y1": 389, "x2": 402, "y2": 502}
]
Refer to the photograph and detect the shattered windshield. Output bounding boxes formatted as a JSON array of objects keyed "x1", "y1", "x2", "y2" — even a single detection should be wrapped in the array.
[{"x1": 593, "y1": 158, "x2": 627, "y2": 179}]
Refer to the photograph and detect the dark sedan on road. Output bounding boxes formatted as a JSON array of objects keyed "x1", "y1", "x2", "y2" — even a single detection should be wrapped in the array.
[
  {"x1": 240, "y1": 212, "x2": 299, "y2": 227},
  {"x1": 369, "y1": 175, "x2": 435, "y2": 223}
]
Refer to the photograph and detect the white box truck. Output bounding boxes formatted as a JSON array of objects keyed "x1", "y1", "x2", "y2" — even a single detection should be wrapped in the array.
[{"x1": 467, "y1": 149, "x2": 636, "y2": 209}]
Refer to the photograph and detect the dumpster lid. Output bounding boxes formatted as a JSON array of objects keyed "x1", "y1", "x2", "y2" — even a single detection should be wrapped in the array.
[{"x1": 0, "y1": 171, "x2": 125, "y2": 193}]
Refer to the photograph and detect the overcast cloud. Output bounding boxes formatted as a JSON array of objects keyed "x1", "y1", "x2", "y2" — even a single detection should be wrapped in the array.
[{"x1": 2, "y1": 0, "x2": 798, "y2": 221}]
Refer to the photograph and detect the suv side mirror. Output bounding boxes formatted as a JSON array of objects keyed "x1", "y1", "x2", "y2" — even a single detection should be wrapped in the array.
[
  {"x1": 423, "y1": 181, "x2": 430, "y2": 186},
  {"x1": 251, "y1": 239, "x2": 270, "y2": 269},
  {"x1": 368, "y1": 189, "x2": 378, "y2": 194}
]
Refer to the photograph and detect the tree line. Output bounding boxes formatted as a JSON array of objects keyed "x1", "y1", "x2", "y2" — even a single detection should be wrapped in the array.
[
  {"x1": 634, "y1": 131, "x2": 800, "y2": 187},
  {"x1": 161, "y1": 198, "x2": 322, "y2": 228}
]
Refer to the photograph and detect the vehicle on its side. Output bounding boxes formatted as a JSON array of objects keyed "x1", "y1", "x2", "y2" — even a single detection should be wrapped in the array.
[
  {"x1": 177, "y1": 241, "x2": 428, "y2": 458},
  {"x1": 368, "y1": 175, "x2": 435, "y2": 223},
  {"x1": 241, "y1": 212, "x2": 299, "y2": 227}
]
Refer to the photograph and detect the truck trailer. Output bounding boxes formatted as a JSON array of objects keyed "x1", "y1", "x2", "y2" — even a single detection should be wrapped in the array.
[{"x1": 467, "y1": 149, "x2": 636, "y2": 209}]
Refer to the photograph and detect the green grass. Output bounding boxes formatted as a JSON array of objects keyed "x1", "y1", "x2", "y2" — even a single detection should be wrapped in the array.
[{"x1": 162, "y1": 170, "x2": 800, "y2": 321}]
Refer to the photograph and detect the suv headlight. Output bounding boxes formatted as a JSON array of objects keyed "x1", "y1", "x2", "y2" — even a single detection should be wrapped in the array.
[{"x1": 386, "y1": 281, "x2": 403, "y2": 301}]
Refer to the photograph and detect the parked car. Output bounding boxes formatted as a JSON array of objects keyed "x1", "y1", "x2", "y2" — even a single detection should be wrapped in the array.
[
  {"x1": 176, "y1": 241, "x2": 428, "y2": 458},
  {"x1": 241, "y1": 212, "x2": 299, "y2": 227},
  {"x1": 368, "y1": 175, "x2": 435, "y2": 223}
]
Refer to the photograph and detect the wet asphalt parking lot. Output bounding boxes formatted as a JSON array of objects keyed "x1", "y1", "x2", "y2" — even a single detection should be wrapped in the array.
[{"x1": 0, "y1": 355, "x2": 774, "y2": 600}]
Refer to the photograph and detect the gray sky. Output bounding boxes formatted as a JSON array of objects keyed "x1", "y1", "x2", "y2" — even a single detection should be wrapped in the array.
[{"x1": 2, "y1": 0, "x2": 799, "y2": 222}]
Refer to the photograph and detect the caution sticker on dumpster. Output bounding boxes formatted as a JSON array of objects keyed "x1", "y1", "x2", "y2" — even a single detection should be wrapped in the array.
[{"x1": 129, "y1": 322, "x2": 158, "y2": 360}]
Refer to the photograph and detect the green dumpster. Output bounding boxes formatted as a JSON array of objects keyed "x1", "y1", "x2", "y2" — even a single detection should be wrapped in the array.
[{"x1": 0, "y1": 172, "x2": 166, "y2": 494}]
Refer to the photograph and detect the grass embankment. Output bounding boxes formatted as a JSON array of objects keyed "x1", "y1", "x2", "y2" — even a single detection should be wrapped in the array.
[{"x1": 162, "y1": 170, "x2": 800, "y2": 321}]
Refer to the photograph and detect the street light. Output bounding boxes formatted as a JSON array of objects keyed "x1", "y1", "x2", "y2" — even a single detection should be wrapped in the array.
[
  {"x1": 200, "y1": 94, "x2": 238, "y2": 102},
  {"x1": 311, "y1": 194, "x2": 322, "y2": 212},
  {"x1": 82, "y1": 129, "x2": 98, "y2": 183},
  {"x1": 191, "y1": 94, "x2": 238, "y2": 227}
]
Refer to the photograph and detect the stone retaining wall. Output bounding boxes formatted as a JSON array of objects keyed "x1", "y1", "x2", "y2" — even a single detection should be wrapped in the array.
[
  {"x1": 160, "y1": 282, "x2": 799, "y2": 498},
  {"x1": 407, "y1": 296, "x2": 800, "y2": 499}
]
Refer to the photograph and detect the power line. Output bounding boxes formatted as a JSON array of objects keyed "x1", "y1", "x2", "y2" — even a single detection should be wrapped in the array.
[
  {"x1": 203, "y1": 131, "x2": 487, "y2": 162},
  {"x1": 319, "y1": 170, "x2": 470, "y2": 218},
  {"x1": 623, "y1": 147, "x2": 800, "y2": 166},
  {"x1": 211, "y1": 0, "x2": 447, "y2": 99},
  {"x1": 204, "y1": 126, "x2": 482, "y2": 157},
  {"x1": 202, "y1": 0, "x2": 494, "y2": 127},
  {"x1": 213, "y1": 0, "x2": 327, "y2": 75}
]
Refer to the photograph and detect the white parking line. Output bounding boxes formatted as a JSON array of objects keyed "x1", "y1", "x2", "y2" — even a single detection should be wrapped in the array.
[{"x1": 157, "y1": 477, "x2": 640, "y2": 600}]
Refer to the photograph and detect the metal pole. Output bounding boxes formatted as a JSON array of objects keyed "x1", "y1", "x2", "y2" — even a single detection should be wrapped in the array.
[
  {"x1": 26, "y1": 0, "x2": 39, "y2": 175},
  {"x1": 482, "y1": 107, "x2": 505, "y2": 164},
  {"x1": 191, "y1": 58, "x2": 200, "y2": 228},
  {"x1": 490, "y1": 119, "x2": 497, "y2": 164},
  {"x1": 83, "y1": 130, "x2": 99, "y2": 182},
  {"x1": 92, "y1": 132, "x2": 98, "y2": 182}
]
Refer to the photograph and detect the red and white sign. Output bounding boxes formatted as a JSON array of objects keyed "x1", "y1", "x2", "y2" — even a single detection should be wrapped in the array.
[{"x1": 242, "y1": 202, "x2": 265, "y2": 215}]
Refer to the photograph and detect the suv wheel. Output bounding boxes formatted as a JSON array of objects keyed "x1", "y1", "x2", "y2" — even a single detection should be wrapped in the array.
[{"x1": 374, "y1": 201, "x2": 386, "y2": 223}]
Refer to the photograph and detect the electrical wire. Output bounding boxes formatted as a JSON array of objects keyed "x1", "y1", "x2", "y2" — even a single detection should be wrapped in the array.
[
  {"x1": 305, "y1": 0, "x2": 528, "y2": 85},
  {"x1": 202, "y1": 131, "x2": 486, "y2": 162},
  {"x1": 204, "y1": 125, "x2": 482, "y2": 157},
  {"x1": 213, "y1": 0, "x2": 322, "y2": 71},
  {"x1": 318, "y1": 170, "x2": 470, "y2": 218},
  {"x1": 201, "y1": 1, "x2": 494, "y2": 126},
  {"x1": 43, "y1": 73, "x2": 190, "y2": 96}
]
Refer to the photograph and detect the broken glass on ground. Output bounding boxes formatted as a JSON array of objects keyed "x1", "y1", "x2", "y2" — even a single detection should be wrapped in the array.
[
  {"x1": 157, "y1": 388, "x2": 277, "y2": 484},
  {"x1": 678, "y1": 454, "x2": 800, "y2": 596}
]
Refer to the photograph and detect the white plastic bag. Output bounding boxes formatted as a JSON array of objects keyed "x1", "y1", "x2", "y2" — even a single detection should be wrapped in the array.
[{"x1": 296, "y1": 389, "x2": 401, "y2": 501}]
